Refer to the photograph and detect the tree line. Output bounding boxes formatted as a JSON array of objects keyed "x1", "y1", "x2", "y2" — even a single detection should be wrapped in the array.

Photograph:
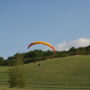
[{"x1": 0, "y1": 45, "x2": 90, "y2": 66}]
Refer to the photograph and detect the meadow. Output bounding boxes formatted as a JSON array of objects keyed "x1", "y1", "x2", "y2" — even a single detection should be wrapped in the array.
[{"x1": 0, "y1": 55, "x2": 90, "y2": 90}]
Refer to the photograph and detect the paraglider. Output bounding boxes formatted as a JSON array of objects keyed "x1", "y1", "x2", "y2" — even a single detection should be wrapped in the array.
[{"x1": 27, "y1": 41, "x2": 56, "y2": 53}]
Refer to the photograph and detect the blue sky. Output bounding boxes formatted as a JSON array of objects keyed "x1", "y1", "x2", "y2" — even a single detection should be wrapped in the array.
[{"x1": 0, "y1": 0, "x2": 90, "y2": 59}]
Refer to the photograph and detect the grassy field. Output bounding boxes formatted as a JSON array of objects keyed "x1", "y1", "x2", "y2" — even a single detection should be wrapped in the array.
[
  {"x1": 24, "y1": 55, "x2": 90, "y2": 84},
  {"x1": 0, "y1": 55, "x2": 90, "y2": 90}
]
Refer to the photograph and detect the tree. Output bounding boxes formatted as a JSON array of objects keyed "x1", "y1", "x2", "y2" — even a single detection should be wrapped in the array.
[
  {"x1": 85, "y1": 45, "x2": 90, "y2": 54},
  {"x1": 69, "y1": 47, "x2": 76, "y2": 55},
  {"x1": 0, "y1": 57, "x2": 4, "y2": 65}
]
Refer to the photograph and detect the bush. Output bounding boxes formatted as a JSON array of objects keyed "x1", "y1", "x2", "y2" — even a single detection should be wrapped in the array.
[
  {"x1": 9, "y1": 65, "x2": 26, "y2": 88},
  {"x1": 9, "y1": 56, "x2": 26, "y2": 88}
]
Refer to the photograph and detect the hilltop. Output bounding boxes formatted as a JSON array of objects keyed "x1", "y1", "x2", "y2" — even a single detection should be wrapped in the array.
[{"x1": 0, "y1": 45, "x2": 90, "y2": 66}]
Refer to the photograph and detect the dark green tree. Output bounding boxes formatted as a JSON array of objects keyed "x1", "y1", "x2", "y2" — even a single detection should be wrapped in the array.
[
  {"x1": 0, "y1": 57, "x2": 4, "y2": 65},
  {"x1": 69, "y1": 47, "x2": 76, "y2": 55}
]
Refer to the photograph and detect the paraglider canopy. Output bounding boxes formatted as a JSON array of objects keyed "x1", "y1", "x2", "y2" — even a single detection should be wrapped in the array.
[{"x1": 27, "y1": 41, "x2": 56, "y2": 53}]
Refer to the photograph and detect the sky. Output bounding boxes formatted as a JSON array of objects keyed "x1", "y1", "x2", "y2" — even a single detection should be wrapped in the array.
[{"x1": 0, "y1": 0, "x2": 90, "y2": 59}]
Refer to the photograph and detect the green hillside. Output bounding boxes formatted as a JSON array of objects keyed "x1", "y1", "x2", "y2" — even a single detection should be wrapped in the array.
[
  {"x1": 24, "y1": 55, "x2": 90, "y2": 84},
  {"x1": 0, "y1": 55, "x2": 90, "y2": 89}
]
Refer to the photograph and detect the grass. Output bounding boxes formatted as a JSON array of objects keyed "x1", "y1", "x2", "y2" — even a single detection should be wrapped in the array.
[
  {"x1": 0, "y1": 55, "x2": 90, "y2": 90},
  {"x1": 0, "y1": 66, "x2": 9, "y2": 81},
  {"x1": 24, "y1": 55, "x2": 90, "y2": 84}
]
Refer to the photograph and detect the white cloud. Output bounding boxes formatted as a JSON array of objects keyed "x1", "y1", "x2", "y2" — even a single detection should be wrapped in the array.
[{"x1": 56, "y1": 38, "x2": 90, "y2": 51}]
